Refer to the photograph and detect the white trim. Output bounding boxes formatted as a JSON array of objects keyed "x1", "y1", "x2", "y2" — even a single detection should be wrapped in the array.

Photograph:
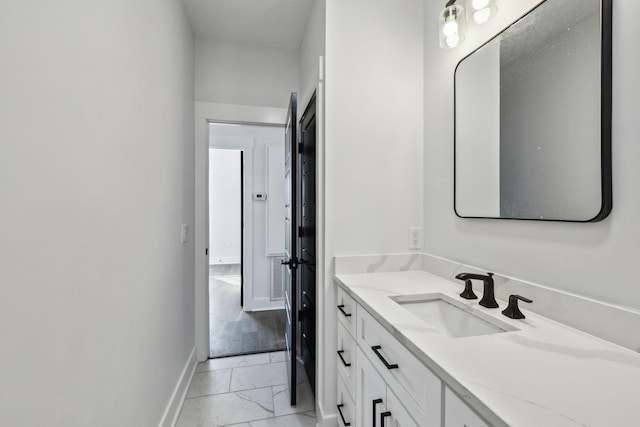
[
  {"x1": 315, "y1": 56, "x2": 328, "y2": 425},
  {"x1": 194, "y1": 101, "x2": 287, "y2": 362},
  {"x1": 195, "y1": 112, "x2": 210, "y2": 362},
  {"x1": 157, "y1": 346, "x2": 197, "y2": 427},
  {"x1": 247, "y1": 297, "x2": 285, "y2": 312},
  {"x1": 209, "y1": 256, "x2": 241, "y2": 265},
  {"x1": 316, "y1": 399, "x2": 337, "y2": 427},
  {"x1": 266, "y1": 144, "x2": 286, "y2": 257}
]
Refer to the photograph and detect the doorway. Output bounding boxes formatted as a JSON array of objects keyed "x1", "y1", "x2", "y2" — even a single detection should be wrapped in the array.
[{"x1": 208, "y1": 122, "x2": 287, "y2": 359}]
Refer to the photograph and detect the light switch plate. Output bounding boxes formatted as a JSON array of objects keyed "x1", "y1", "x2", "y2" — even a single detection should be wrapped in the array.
[
  {"x1": 409, "y1": 227, "x2": 423, "y2": 249},
  {"x1": 181, "y1": 224, "x2": 189, "y2": 244}
]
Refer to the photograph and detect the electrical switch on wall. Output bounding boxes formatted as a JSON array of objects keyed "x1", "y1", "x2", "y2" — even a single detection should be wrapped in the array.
[
  {"x1": 409, "y1": 227, "x2": 423, "y2": 249},
  {"x1": 181, "y1": 224, "x2": 189, "y2": 244}
]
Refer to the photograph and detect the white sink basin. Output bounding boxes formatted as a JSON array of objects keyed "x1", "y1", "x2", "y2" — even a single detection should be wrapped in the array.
[{"x1": 390, "y1": 293, "x2": 517, "y2": 338}]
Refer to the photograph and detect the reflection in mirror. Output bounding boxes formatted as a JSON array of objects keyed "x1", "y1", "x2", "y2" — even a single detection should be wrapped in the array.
[{"x1": 454, "y1": 0, "x2": 611, "y2": 221}]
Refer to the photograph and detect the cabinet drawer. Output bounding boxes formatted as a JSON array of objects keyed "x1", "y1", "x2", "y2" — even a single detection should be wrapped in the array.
[
  {"x1": 357, "y1": 307, "x2": 441, "y2": 425},
  {"x1": 386, "y1": 386, "x2": 419, "y2": 427},
  {"x1": 337, "y1": 285, "x2": 357, "y2": 338},
  {"x1": 337, "y1": 375, "x2": 356, "y2": 427},
  {"x1": 337, "y1": 322, "x2": 357, "y2": 400},
  {"x1": 444, "y1": 387, "x2": 488, "y2": 427}
]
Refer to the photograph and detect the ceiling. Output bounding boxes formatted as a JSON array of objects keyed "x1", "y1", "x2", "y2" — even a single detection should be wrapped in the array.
[{"x1": 182, "y1": 0, "x2": 314, "y2": 50}]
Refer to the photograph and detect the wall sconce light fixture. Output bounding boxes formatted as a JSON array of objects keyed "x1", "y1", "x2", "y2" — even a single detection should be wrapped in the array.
[
  {"x1": 439, "y1": 0, "x2": 466, "y2": 49},
  {"x1": 467, "y1": 0, "x2": 497, "y2": 24},
  {"x1": 439, "y1": 0, "x2": 498, "y2": 49}
]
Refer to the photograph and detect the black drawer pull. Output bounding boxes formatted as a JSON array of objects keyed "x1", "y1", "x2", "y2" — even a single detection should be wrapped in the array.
[
  {"x1": 371, "y1": 345, "x2": 398, "y2": 369},
  {"x1": 381, "y1": 411, "x2": 392, "y2": 427},
  {"x1": 337, "y1": 404, "x2": 351, "y2": 426},
  {"x1": 337, "y1": 350, "x2": 351, "y2": 367},
  {"x1": 337, "y1": 304, "x2": 352, "y2": 317},
  {"x1": 372, "y1": 398, "x2": 383, "y2": 427}
]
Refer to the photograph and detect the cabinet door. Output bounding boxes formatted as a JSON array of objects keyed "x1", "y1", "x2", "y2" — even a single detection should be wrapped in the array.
[
  {"x1": 337, "y1": 322, "x2": 357, "y2": 400},
  {"x1": 356, "y1": 348, "x2": 387, "y2": 427},
  {"x1": 444, "y1": 387, "x2": 488, "y2": 427},
  {"x1": 383, "y1": 387, "x2": 420, "y2": 427},
  {"x1": 337, "y1": 375, "x2": 356, "y2": 427}
]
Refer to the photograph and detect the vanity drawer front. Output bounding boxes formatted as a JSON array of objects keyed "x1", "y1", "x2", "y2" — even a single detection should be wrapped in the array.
[
  {"x1": 337, "y1": 375, "x2": 356, "y2": 427},
  {"x1": 337, "y1": 322, "x2": 357, "y2": 400},
  {"x1": 357, "y1": 307, "x2": 441, "y2": 421},
  {"x1": 444, "y1": 387, "x2": 488, "y2": 427},
  {"x1": 337, "y1": 285, "x2": 357, "y2": 338}
]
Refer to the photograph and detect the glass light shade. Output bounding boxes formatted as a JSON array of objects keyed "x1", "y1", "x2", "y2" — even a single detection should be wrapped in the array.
[
  {"x1": 439, "y1": 4, "x2": 465, "y2": 49},
  {"x1": 471, "y1": 0, "x2": 490, "y2": 9},
  {"x1": 467, "y1": 0, "x2": 497, "y2": 24}
]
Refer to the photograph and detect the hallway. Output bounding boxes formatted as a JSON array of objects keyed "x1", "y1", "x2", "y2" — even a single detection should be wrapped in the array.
[
  {"x1": 209, "y1": 265, "x2": 285, "y2": 358},
  {"x1": 176, "y1": 352, "x2": 315, "y2": 426}
]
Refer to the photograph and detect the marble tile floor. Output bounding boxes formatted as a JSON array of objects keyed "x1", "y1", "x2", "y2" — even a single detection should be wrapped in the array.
[{"x1": 176, "y1": 351, "x2": 315, "y2": 427}]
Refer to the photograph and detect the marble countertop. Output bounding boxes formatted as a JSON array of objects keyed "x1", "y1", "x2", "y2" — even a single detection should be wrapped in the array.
[{"x1": 335, "y1": 270, "x2": 640, "y2": 427}]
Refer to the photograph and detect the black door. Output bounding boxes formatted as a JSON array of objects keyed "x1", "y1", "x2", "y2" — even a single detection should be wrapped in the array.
[
  {"x1": 283, "y1": 92, "x2": 298, "y2": 405},
  {"x1": 299, "y1": 93, "x2": 316, "y2": 394}
]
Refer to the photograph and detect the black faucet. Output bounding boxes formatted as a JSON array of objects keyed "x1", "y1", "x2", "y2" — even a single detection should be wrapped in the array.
[{"x1": 454, "y1": 272, "x2": 499, "y2": 308}]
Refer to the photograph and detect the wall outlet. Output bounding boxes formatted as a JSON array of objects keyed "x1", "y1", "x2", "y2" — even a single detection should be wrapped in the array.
[
  {"x1": 181, "y1": 224, "x2": 189, "y2": 244},
  {"x1": 409, "y1": 227, "x2": 423, "y2": 249}
]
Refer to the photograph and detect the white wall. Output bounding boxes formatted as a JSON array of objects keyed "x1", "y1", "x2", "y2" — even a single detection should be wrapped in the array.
[
  {"x1": 195, "y1": 38, "x2": 300, "y2": 108},
  {"x1": 0, "y1": 0, "x2": 195, "y2": 426},
  {"x1": 299, "y1": 0, "x2": 326, "y2": 109},
  {"x1": 209, "y1": 124, "x2": 285, "y2": 310},
  {"x1": 209, "y1": 149, "x2": 242, "y2": 264},
  {"x1": 423, "y1": 1, "x2": 640, "y2": 311},
  {"x1": 323, "y1": 0, "x2": 424, "y2": 418}
]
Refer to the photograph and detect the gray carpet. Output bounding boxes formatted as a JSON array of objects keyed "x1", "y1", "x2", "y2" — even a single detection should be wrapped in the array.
[{"x1": 209, "y1": 265, "x2": 285, "y2": 359}]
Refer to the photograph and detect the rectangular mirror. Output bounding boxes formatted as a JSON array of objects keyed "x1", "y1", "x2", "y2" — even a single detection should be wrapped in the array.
[{"x1": 454, "y1": 0, "x2": 612, "y2": 221}]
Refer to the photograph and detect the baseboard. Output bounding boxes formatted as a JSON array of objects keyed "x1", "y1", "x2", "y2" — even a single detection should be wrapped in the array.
[
  {"x1": 316, "y1": 400, "x2": 337, "y2": 427},
  {"x1": 246, "y1": 297, "x2": 285, "y2": 312},
  {"x1": 209, "y1": 257, "x2": 241, "y2": 265},
  {"x1": 158, "y1": 346, "x2": 197, "y2": 427}
]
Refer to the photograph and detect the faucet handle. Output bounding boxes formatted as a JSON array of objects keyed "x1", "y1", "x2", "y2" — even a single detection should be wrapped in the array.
[
  {"x1": 459, "y1": 279, "x2": 478, "y2": 300},
  {"x1": 502, "y1": 295, "x2": 533, "y2": 319}
]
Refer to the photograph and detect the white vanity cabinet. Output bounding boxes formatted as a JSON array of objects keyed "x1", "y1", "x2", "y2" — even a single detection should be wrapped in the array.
[
  {"x1": 337, "y1": 286, "x2": 357, "y2": 336},
  {"x1": 337, "y1": 372, "x2": 356, "y2": 427},
  {"x1": 356, "y1": 347, "x2": 418, "y2": 427},
  {"x1": 337, "y1": 285, "x2": 492, "y2": 427},
  {"x1": 337, "y1": 322, "x2": 357, "y2": 399},
  {"x1": 336, "y1": 287, "x2": 358, "y2": 427},
  {"x1": 355, "y1": 347, "x2": 386, "y2": 427},
  {"x1": 357, "y1": 306, "x2": 440, "y2": 426},
  {"x1": 337, "y1": 293, "x2": 439, "y2": 427},
  {"x1": 444, "y1": 387, "x2": 488, "y2": 427}
]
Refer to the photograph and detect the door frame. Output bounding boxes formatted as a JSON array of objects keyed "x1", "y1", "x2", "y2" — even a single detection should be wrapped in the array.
[{"x1": 194, "y1": 102, "x2": 287, "y2": 362}]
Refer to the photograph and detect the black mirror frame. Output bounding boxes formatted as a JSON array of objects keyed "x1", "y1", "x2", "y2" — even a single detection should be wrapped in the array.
[{"x1": 453, "y1": 0, "x2": 612, "y2": 223}]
